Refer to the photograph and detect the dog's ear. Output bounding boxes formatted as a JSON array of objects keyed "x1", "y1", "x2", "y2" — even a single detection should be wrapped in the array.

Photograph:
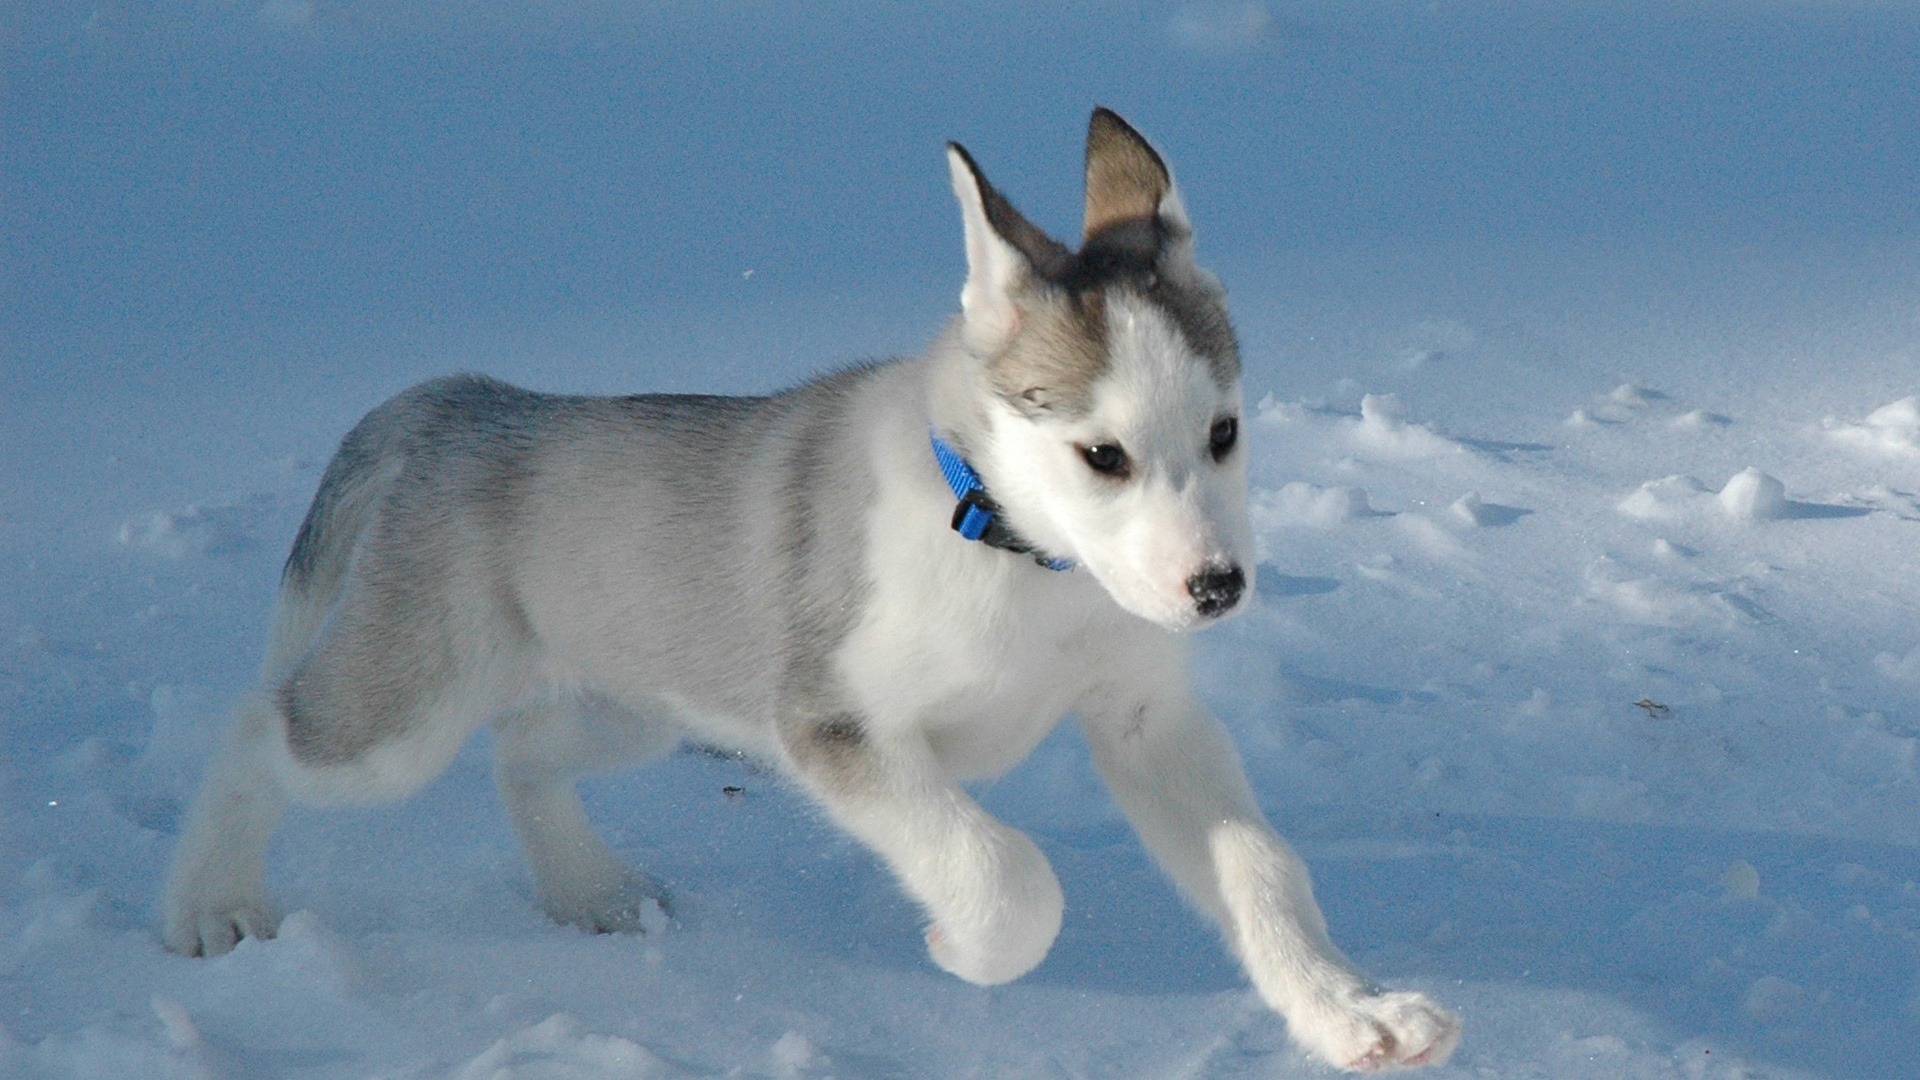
[
  {"x1": 1084, "y1": 108, "x2": 1193, "y2": 245},
  {"x1": 948, "y1": 143, "x2": 1067, "y2": 354}
]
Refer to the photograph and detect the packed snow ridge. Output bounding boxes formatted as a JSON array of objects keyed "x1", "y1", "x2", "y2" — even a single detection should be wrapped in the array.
[
  {"x1": 1616, "y1": 468, "x2": 1792, "y2": 524},
  {"x1": 1827, "y1": 396, "x2": 1920, "y2": 459}
]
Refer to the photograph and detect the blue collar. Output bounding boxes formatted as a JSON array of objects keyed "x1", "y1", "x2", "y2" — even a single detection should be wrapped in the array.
[{"x1": 929, "y1": 433, "x2": 1073, "y2": 572}]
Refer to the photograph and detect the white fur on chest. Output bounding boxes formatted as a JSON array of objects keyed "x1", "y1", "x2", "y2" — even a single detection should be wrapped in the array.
[
  {"x1": 836, "y1": 394, "x2": 1125, "y2": 780},
  {"x1": 838, "y1": 569, "x2": 1106, "y2": 779}
]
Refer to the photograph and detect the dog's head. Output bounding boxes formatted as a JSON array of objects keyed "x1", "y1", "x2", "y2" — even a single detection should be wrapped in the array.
[{"x1": 945, "y1": 108, "x2": 1254, "y2": 631}]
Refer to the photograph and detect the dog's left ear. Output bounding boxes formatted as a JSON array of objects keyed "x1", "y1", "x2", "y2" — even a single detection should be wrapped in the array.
[
  {"x1": 948, "y1": 143, "x2": 1068, "y2": 355},
  {"x1": 1084, "y1": 108, "x2": 1194, "y2": 254}
]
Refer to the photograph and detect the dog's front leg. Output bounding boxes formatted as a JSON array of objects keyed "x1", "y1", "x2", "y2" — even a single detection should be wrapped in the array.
[
  {"x1": 1080, "y1": 689, "x2": 1460, "y2": 1072},
  {"x1": 780, "y1": 712, "x2": 1064, "y2": 986}
]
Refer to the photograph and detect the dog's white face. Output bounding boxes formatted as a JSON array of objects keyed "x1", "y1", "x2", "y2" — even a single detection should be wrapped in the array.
[
  {"x1": 946, "y1": 116, "x2": 1255, "y2": 631},
  {"x1": 985, "y1": 293, "x2": 1255, "y2": 631}
]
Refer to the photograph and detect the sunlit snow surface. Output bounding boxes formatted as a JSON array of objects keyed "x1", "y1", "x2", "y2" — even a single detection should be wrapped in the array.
[{"x1": 4, "y1": 3, "x2": 1919, "y2": 1078}]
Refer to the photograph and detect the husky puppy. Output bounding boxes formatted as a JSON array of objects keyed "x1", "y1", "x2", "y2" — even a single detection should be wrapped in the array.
[{"x1": 163, "y1": 109, "x2": 1458, "y2": 1071}]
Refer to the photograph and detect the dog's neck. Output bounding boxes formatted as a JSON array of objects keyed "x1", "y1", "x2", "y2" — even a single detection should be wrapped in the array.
[{"x1": 928, "y1": 433, "x2": 1072, "y2": 571}]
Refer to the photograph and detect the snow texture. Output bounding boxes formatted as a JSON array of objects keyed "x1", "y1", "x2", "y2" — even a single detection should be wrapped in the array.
[
  {"x1": 1829, "y1": 398, "x2": 1920, "y2": 459},
  {"x1": 5, "y1": 3, "x2": 1920, "y2": 1079}
]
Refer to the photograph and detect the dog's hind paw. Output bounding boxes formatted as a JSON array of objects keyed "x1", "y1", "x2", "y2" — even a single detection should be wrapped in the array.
[
  {"x1": 541, "y1": 871, "x2": 673, "y2": 936},
  {"x1": 1295, "y1": 988, "x2": 1460, "y2": 1072}
]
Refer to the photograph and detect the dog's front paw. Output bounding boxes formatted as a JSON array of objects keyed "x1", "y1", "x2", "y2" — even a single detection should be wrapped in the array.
[
  {"x1": 1294, "y1": 988, "x2": 1460, "y2": 1072},
  {"x1": 541, "y1": 870, "x2": 672, "y2": 935},
  {"x1": 163, "y1": 896, "x2": 279, "y2": 958},
  {"x1": 922, "y1": 827, "x2": 1063, "y2": 986}
]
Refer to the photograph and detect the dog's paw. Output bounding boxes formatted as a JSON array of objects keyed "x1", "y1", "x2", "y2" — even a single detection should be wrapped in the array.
[
  {"x1": 162, "y1": 899, "x2": 279, "y2": 958},
  {"x1": 1294, "y1": 987, "x2": 1460, "y2": 1072},
  {"x1": 922, "y1": 827, "x2": 1063, "y2": 986},
  {"x1": 541, "y1": 870, "x2": 673, "y2": 936}
]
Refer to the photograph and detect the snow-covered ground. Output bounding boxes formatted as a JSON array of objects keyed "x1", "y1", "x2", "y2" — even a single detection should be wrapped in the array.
[{"x1": 5, "y1": 4, "x2": 1919, "y2": 1078}]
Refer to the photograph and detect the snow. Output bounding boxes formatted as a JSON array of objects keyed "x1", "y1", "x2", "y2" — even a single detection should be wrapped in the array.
[
  {"x1": 1828, "y1": 398, "x2": 1920, "y2": 460},
  {"x1": 5, "y1": 3, "x2": 1920, "y2": 1079}
]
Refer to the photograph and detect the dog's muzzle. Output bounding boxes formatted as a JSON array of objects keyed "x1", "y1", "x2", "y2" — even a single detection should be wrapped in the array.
[{"x1": 1187, "y1": 565, "x2": 1246, "y2": 619}]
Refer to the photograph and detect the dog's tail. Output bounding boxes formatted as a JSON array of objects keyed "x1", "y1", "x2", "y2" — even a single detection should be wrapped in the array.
[{"x1": 261, "y1": 397, "x2": 408, "y2": 682}]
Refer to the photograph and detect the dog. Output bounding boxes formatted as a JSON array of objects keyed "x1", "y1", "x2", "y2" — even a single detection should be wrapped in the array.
[{"x1": 162, "y1": 108, "x2": 1459, "y2": 1071}]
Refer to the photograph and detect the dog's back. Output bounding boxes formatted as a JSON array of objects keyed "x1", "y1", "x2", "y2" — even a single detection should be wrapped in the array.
[{"x1": 267, "y1": 367, "x2": 892, "y2": 784}]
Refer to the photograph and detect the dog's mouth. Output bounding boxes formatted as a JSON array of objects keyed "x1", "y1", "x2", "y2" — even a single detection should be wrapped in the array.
[{"x1": 1090, "y1": 558, "x2": 1251, "y2": 631}]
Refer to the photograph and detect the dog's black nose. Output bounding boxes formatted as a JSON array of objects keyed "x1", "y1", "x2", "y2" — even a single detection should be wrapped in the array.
[{"x1": 1187, "y1": 565, "x2": 1245, "y2": 618}]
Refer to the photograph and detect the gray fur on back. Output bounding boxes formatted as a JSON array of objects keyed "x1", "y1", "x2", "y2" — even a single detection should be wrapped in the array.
[{"x1": 279, "y1": 367, "x2": 887, "y2": 767}]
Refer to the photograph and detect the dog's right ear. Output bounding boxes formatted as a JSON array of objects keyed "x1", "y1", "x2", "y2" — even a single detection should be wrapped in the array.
[{"x1": 947, "y1": 143, "x2": 1067, "y2": 355}]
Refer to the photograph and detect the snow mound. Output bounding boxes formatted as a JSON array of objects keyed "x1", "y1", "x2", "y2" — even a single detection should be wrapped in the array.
[
  {"x1": 1671, "y1": 408, "x2": 1731, "y2": 429},
  {"x1": 1831, "y1": 708, "x2": 1920, "y2": 785},
  {"x1": 1717, "y1": 467, "x2": 1788, "y2": 522},
  {"x1": 1591, "y1": 383, "x2": 1667, "y2": 422},
  {"x1": 117, "y1": 494, "x2": 275, "y2": 558},
  {"x1": 1569, "y1": 383, "x2": 1694, "y2": 426},
  {"x1": 1255, "y1": 394, "x2": 1462, "y2": 461},
  {"x1": 762, "y1": 1031, "x2": 833, "y2": 1079},
  {"x1": 1827, "y1": 396, "x2": 1920, "y2": 457},
  {"x1": 1582, "y1": 559, "x2": 1746, "y2": 628},
  {"x1": 453, "y1": 1014, "x2": 685, "y2": 1080},
  {"x1": 1875, "y1": 644, "x2": 1920, "y2": 684},
  {"x1": 1607, "y1": 383, "x2": 1663, "y2": 409},
  {"x1": 3, "y1": 1017, "x2": 211, "y2": 1080},
  {"x1": 221, "y1": 910, "x2": 357, "y2": 997},
  {"x1": 20, "y1": 870, "x2": 109, "y2": 950},
  {"x1": 1397, "y1": 319, "x2": 1478, "y2": 371},
  {"x1": 1617, "y1": 469, "x2": 1790, "y2": 523},
  {"x1": 1449, "y1": 490, "x2": 1526, "y2": 528},
  {"x1": 1251, "y1": 482, "x2": 1375, "y2": 530},
  {"x1": 446, "y1": 1019, "x2": 831, "y2": 1080},
  {"x1": 1354, "y1": 394, "x2": 1462, "y2": 459},
  {"x1": 1616, "y1": 475, "x2": 1710, "y2": 521}
]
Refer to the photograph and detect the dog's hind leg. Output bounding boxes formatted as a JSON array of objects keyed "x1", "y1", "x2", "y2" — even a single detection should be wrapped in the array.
[
  {"x1": 164, "y1": 564, "x2": 524, "y2": 954},
  {"x1": 161, "y1": 692, "x2": 291, "y2": 956},
  {"x1": 162, "y1": 411, "x2": 402, "y2": 957},
  {"x1": 492, "y1": 694, "x2": 680, "y2": 933},
  {"x1": 161, "y1": 549, "x2": 346, "y2": 957}
]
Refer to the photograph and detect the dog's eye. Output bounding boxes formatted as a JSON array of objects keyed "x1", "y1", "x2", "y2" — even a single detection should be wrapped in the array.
[
  {"x1": 1080, "y1": 443, "x2": 1130, "y2": 478},
  {"x1": 1208, "y1": 417, "x2": 1239, "y2": 461}
]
